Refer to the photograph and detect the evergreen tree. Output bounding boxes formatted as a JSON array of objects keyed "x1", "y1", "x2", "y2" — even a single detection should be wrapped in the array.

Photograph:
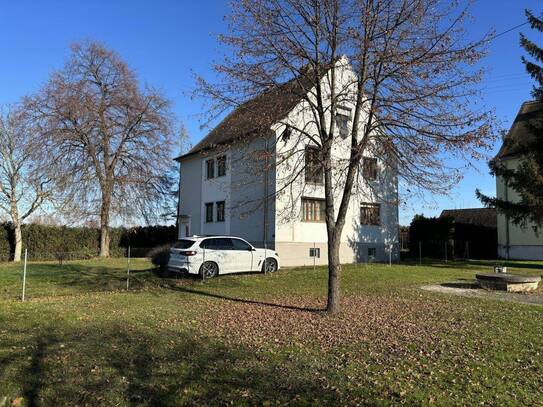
[{"x1": 477, "y1": 10, "x2": 543, "y2": 229}]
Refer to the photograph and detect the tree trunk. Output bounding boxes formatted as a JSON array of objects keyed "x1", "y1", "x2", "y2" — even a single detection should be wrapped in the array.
[
  {"x1": 326, "y1": 232, "x2": 341, "y2": 314},
  {"x1": 10, "y1": 192, "x2": 23, "y2": 262},
  {"x1": 99, "y1": 191, "x2": 111, "y2": 257},
  {"x1": 13, "y1": 222, "x2": 22, "y2": 262}
]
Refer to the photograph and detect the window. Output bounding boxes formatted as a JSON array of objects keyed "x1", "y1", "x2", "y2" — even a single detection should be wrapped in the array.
[
  {"x1": 336, "y1": 107, "x2": 351, "y2": 138},
  {"x1": 309, "y1": 247, "x2": 321, "y2": 258},
  {"x1": 216, "y1": 201, "x2": 225, "y2": 222},
  {"x1": 173, "y1": 239, "x2": 195, "y2": 249},
  {"x1": 368, "y1": 247, "x2": 376, "y2": 261},
  {"x1": 217, "y1": 156, "x2": 226, "y2": 177},
  {"x1": 302, "y1": 198, "x2": 326, "y2": 222},
  {"x1": 360, "y1": 203, "x2": 380, "y2": 225},
  {"x1": 281, "y1": 126, "x2": 292, "y2": 144},
  {"x1": 206, "y1": 159, "x2": 215, "y2": 179},
  {"x1": 205, "y1": 202, "x2": 214, "y2": 223},
  {"x1": 232, "y1": 238, "x2": 252, "y2": 251},
  {"x1": 200, "y1": 238, "x2": 233, "y2": 250},
  {"x1": 362, "y1": 157, "x2": 378, "y2": 181},
  {"x1": 305, "y1": 146, "x2": 323, "y2": 184}
]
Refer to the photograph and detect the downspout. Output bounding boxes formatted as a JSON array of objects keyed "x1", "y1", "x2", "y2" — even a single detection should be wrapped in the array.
[
  {"x1": 504, "y1": 178, "x2": 510, "y2": 260},
  {"x1": 263, "y1": 137, "x2": 269, "y2": 250},
  {"x1": 175, "y1": 160, "x2": 181, "y2": 238}
]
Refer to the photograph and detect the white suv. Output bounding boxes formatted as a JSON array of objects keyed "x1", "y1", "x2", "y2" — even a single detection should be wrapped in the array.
[{"x1": 167, "y1": 236, "x2": 280, "y2": 278}]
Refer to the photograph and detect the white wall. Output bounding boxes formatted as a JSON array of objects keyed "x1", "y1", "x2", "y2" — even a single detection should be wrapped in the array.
[
  {"x1": 272, "y1": 59, "x2": 399, "y2": 263},
  {"x1": 178, "y1": 151, "x2": 232, "y2": 238},
  {"x1": 200, "y1": 152, "x2": 231, "y2": 236},
  {"x1": 178, "y1": 156, "x2": 202, "y2": 237},
  {"x1": 496, "y1": 157, "x2": 543, "y2": 259},
  {"x1": 229, "y1": 137, "x2": 277, "y2": 248}
]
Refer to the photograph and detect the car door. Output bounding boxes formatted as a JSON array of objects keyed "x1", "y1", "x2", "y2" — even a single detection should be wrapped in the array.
[
  {"x1": 200, "y1": 238, "x2": 233, "y2": 274},
  {"x1": 230, "y1": 238, "x2": 254, "y2": 272}
]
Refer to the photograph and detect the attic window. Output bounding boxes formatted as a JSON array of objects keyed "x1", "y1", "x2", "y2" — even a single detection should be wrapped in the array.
[
  {"x1": 336, "y1": 106, "x2": 351, "y2": 139},
  {"x1": 281, "y1": 126, "x2": 292, "y2": 143}
]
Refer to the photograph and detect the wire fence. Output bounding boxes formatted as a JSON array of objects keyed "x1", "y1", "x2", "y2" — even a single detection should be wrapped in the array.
[{"x1": 2, "y1": 241, "x2": 495, "y2": 303}]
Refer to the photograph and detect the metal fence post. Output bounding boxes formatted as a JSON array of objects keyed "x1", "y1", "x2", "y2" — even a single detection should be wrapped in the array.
[
  {"x1": 22, "y1": 249, "x2": 27, "y2": 302},
  {"x1": 202, "y1": 247, "x2": 206, "y2": 282},
  {"x1": 126, "y1": 246, "x2": 131, "y2": 290},
  {"x1": 389, "y1": 244, "x2": 392, "y2": 266}
]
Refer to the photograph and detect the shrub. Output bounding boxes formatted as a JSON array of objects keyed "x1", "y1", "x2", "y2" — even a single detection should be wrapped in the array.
[{"x1": 148, "y1": 244, "x2": 172, "y2": 270}]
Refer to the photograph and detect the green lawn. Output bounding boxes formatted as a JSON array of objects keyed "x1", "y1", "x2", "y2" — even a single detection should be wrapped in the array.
[{"x1": 0, "y1": 259, "x2": 542, "y2": 406}]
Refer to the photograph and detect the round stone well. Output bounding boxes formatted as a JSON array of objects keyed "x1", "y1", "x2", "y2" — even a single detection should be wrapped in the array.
[{"x1": 476, "y1": 273, "x2": 541, "y2": 293}]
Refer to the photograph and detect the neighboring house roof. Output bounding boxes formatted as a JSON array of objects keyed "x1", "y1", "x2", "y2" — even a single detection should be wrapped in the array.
[
  {"x1": 439, "y1": 208, "x2": 497, "y2": 228},
  {"x1": 175, "y1": 69, "x2": 321, "y2": 161},
  {"x1": 495, "y1": 100, "x2": 543, "y2": 160}
]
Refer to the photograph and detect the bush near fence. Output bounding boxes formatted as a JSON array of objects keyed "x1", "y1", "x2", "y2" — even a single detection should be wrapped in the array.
[{"x1": 0, "y1": 223, "x2": 177, "y2": 261}]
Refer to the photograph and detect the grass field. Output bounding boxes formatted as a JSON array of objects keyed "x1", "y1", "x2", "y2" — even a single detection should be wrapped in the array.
[{"x1": 0, "y1": 258, "x2": 542, "y2": 406}]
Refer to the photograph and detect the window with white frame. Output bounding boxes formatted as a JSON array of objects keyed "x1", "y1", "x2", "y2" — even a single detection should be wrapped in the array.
[
  {"x1": 205, "y1": 202, "x2": 214, "y2": 222},
  {"x1": 305, "y1": 146, "x2": 323, "y2": 184},
  {"x1": 302, "y1": 198, "x2": 326, "y2": 222},
  {"x1": 217, "y1": 156, "x2": 226, "y2": 177},
  {"x1": 216, "y1": 201, "x2": 225, "y2": 222},
  {"x1": 336, "y1": 106, "x2": 351, "y2": 138},
  {"x1": 206, "y1": 159, "x2": 215, "y2": 179},
  {"x1": 362, "y1": 157, "x2": 378, "y2": 181},
  {"x1": 360, "y1": 203, "x2": 380, "y2": 225}
]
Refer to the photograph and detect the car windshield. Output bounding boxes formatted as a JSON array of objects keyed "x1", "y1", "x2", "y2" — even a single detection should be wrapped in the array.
[{"x1": 173, "y1": 239, "x2": 195, "y2": 249}]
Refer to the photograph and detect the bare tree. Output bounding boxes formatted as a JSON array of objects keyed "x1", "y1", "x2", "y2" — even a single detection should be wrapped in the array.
[
  {"x1": 196, "y1": 0, "x2": 496, "y2": 313},
  {"x1": 0, "y1": 106, "x2": 56, "y2": 261},
  {"x1": 25, "y1": 41, "x2": 176, "y2": 257}
]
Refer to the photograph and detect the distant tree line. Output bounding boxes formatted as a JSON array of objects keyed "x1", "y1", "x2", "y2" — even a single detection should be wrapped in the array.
[{"x1": 0, "y1": 223, "x2": 177, "y2": 262}]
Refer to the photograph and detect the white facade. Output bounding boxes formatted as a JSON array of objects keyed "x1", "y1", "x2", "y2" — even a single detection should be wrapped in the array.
[
  {"x1": 177, "y1": 61, "x2": 399, "y2": 266},
  {"x1": 496, "y1": 157, "x2": 543, "y2": 260}
]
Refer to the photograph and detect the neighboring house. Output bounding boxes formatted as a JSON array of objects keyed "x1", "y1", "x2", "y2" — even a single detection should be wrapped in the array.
[
  {"x1": 175, "y1": 60, "x2": 399, "y2": 267},
  {"x1": 495, "y1": 101, "x2": 543, "y2": 260},
  {"x1": 439, "y1": 208, "x2": 497, "y2": 259}
]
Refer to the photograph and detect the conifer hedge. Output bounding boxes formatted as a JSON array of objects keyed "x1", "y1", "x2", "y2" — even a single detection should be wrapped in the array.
[{"x1": 0, "y1": 223, "x2": 177, "y2": 261}]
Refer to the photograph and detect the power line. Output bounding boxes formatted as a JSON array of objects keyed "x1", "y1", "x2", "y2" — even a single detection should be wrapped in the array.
[{"x1": 488, "y1": 21, "x2": 530, "y2": 42}]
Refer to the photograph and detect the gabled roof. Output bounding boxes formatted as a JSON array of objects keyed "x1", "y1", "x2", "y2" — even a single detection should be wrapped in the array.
[
  {"x1": 439, "y1": 208, "x2": 497, "y2": 228},
  {"x1": 175, "y1": 69, "x2": 320, "y2": 161},
  {"x1": 496, "y1": 100, "x2": 543, "y2": 160}
]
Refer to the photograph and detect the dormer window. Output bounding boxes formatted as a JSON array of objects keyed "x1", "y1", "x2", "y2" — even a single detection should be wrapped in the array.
[
  {"x1": 281, "y1": 126, "x2": 292, "y2": 144},
  {"x1": 336, "y1": 106, "x2": 351, "y2": 139}
]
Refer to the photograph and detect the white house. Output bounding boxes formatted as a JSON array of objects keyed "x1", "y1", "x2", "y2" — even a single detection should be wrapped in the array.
[
  {"x1": 496, "y1": 101, "x2": 543, "y2": 260},
  {"x1": 175, "y1": 60, "x2": 399, "y2": 267}
]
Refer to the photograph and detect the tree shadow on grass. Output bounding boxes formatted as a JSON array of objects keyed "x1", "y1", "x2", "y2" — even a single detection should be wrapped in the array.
[
  {"x1": 160, "y1": 279, "x2": 324, "y2": 313},
  {"x1": 5, "y1": 324, "x2": 341, "y2": 405},
  {"x1": 14, "y1": 263, "x2": 160, "y2": 299}
]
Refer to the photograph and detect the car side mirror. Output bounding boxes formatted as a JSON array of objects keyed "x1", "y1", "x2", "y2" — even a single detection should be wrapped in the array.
[{"x1": 250, "y1": 247, "x2": 256, "y2": 251}]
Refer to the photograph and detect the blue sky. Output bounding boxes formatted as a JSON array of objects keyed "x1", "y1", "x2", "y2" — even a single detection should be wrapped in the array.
[{"x1": 0, "y1": 0, "x2": 541, "y2": 225}]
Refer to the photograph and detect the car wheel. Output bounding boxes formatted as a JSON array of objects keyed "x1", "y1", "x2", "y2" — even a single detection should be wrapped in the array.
[
  {"x1": 200, "y1": 261, "x2": 219, "y2": 279},
  {"x1": 262, "y1": 258, "x2": 278, "y2": 273}
]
